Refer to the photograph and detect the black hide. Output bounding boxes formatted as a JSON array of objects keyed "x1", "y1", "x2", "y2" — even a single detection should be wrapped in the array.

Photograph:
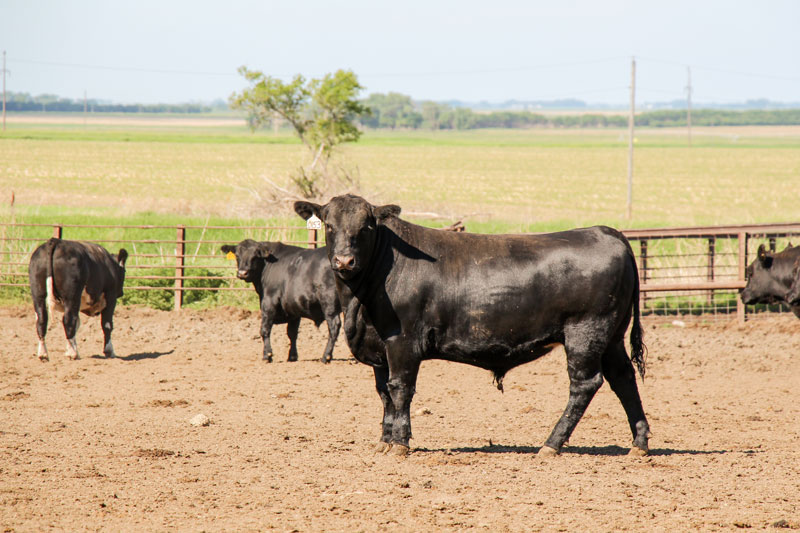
[
  {"x1": 295, "y1": 194, "x2": 651, "y2": 456},
  {"x1": 741, "y1": 243, "x2": 800, "y2": 318},
  {"x1": 28, "y1": 238, "x2": 128, "y2": 360},
  {"x1": 220, "y1": 239, "x2": 342, "y2": 363}
]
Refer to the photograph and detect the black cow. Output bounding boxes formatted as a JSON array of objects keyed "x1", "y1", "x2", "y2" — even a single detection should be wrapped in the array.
[
  {"x1": 295, "y1": 195, "x2": 650, "y2": 457},
  {"x1": 786, "y1": 257, "x2": 800, "y2": 307},
  {"x1": 740, "y1": 243, "x2": 800, "y2": 318},
  {"x1": 28, "y1": 238, "x2": 128, "y2": 361},
  {"x1": 220, "y1": 239, "x2": 341, "y2": 363}
]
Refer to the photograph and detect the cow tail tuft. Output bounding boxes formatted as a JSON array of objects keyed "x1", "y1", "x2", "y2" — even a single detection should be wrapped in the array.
[
  {"x1": 629, "y1": 252, "x2": 647, "y2": 379},
  {"x1": 45, "y1": 238, "x2": 60, "y2": 308}
]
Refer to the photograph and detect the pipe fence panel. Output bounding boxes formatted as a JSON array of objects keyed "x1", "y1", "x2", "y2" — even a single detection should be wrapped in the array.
[
  {"x1": 1, "y1": 221, "x2": 798, "y2": 319},
  {"x1": 0, "y1": 222, "x2": 321, "y2": 310}
]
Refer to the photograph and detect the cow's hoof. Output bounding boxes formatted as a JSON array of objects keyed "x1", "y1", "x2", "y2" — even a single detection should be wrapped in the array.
[
  {"x1": 538, "y1": 446, "x2": 559, "y2": 458},
  {"x1": 37, "y1": 355, "x2": 49, "y2": 362},
  {"x1": 287, "y1": 353, "x2": 298, "y2": 362},
  {"x1": 388, "y1": 444, "x2": 410, "y2": 457},
  {"x1": 322, "y1": 355, "x2": 332, "y2": 364},
  {"x1": 65, "y1": 353, "x2": 80, "y2": 361},
  {"x1": 628, "y1": 446, "x2": 649, "y2": 457},
  {"x1": 373, "y1": 442, "x2": 392, "y2": 454},
  {"x1": 263, "y1": 353, "x2": 273, "y2": 363}
]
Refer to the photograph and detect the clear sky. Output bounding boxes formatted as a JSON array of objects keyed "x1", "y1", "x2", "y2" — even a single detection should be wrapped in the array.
[{"x1": 2, "y1": 0, "x2": 799, "y2": 106}]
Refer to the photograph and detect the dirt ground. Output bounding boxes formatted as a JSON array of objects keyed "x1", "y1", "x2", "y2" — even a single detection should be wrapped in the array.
[{"x1": 1, "y1": 305, "x2": 798, "y2": 532}]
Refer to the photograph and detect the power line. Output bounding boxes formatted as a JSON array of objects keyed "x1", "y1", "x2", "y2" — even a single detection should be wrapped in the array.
[
  {"x1": 361, "y1": 57, "x2": 628, "y2": 78},
  {"x1": 637, "y1": 56, "x2": 800, "y2": 82},
  {"x1": 8, "y1": 58, "x2": 238, "y2": 77}
]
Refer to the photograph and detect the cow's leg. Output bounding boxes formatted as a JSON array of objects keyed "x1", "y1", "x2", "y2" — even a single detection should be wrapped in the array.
[
  {"x1": 286, "y1": 317, "x2": 300, "y2": 362},
  {"x1": 602, "y1": 340, "x2": 650, "y2": 455},
  {"x1": 62, "y1": 303, "x2": 81, "y2": 360},
  {"x1": 260, "y1": 311, "x2": 274, "y2": 362},
  {"x1": 386, "y1": 355, "x2": 421, "y2": 456},
  {"x1": 540, "y1": 332, "x2": 605, "y2": 456},
  {"x1": 100, "y1": 299, "x2": 117, "y2": 358},
  {"x1": 372, "y1": 364, "x2": 395, "y2": 453},
  {"x1": 321, "y1": 313, "x2": 340, "y2": 363},
  {"x1": 33, "y1": 298, "x2": 50, "y2": 361}
]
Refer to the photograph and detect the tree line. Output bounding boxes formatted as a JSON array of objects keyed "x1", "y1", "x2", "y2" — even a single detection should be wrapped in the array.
[
  {"x1": 360, "y1": 93, "x2": 800, "y2": 129},
  {"x1": 3, "y1": 91, "x2": 212, "y2": 113},
  {"x1": 5, "y1": 88, "x2": 800, "y2": 128}
]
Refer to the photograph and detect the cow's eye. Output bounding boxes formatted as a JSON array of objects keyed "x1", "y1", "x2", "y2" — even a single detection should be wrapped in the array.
[{"x1": 326, "y1": 224, "x2": 335, "y2": 233}]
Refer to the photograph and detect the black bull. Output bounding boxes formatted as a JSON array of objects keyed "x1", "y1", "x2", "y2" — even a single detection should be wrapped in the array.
[{"x1": 295, "y1": 195, "x2": 651, "y2": 457}]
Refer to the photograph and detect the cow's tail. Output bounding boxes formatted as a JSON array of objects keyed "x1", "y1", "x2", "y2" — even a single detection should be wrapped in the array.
[
  {"x1": 627, "y1": 245, "x2": 647, "y2": 379},
  {"x1": 44, "y1": 238, "x2": 60, "y2": 315}
]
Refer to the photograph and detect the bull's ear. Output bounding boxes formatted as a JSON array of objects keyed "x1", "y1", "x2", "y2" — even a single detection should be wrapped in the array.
[
  {"x1": 220, "y1": 244, "x2": 236, "y2": 255},
  {"x1": 117, "y1": 249, "x2": 128, "y2": 267},
  {"x1": 372, "y1": 204, "x2": 401, "y2": 221},
  {"x1": 757, "y1": 244, "x2": 772, "y2": 267},
  {"x1": 294, "y1": 201, "x2": 324, "y2": 221}
]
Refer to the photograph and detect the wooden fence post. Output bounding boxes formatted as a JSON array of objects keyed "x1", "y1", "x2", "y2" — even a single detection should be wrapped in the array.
[
  {"x1": 175, "y1": 225, "x2": 185, "y2": 311},
  {"x1": 53, "y1": 225, "x2": 62, "y2": 238},
  {"x1": 308, "y1": 228, "x2": 318, "y2": 249},
  {"x1": 737, "y1": 232, "x2": 747, "y2": 323}
]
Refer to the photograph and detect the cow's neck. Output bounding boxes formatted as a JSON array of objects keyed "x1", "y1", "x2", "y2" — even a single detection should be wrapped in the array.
[
  {"x1": 337, "y1": 222, "x2": 399, "y2": 354},
  {"x1": 252, "y1": 262, "x2": 266, "y2": 301}
]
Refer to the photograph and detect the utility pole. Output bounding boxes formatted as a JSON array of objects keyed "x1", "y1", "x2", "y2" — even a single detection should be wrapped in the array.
[
  {"x1": 84, "y1": 90, "x2": 87, "y2": 126},
  {"x1": 2, "y1": 51, "x2": 7, "y2": 132},
  {"x1": 627, "y1": 57, "x2": 636, "y2": 220},
  {"x1": 686, "y1": 66, "x2": 692, "y2": 146}
]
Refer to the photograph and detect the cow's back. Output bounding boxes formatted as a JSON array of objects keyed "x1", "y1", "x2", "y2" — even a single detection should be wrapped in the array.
[
  {"x1": 370, "y1": 220, "x2": 638, "y2": 366},
  {"x1": 262, "y1": 244, "x2": 340, "y2": 324}
]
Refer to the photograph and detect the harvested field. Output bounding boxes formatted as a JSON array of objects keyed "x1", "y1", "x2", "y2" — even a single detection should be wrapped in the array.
[{"x1": 1, "y1": 305, "x2": 799, "y2": 531}]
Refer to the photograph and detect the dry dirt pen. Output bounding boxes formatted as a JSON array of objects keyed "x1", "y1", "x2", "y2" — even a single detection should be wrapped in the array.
[
  {"x1": 1, "y1": 304, "x2": 799, "y2": 532},
  {"x1": 2, "y1": 221, "x2": 800, "y2": 531}
]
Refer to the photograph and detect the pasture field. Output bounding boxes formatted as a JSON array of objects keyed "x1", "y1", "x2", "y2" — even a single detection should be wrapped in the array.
[
  {"x1": 1, "y1": 306, "x2": 799, "y2": 531},
  {"x1": 1, "y1": 118, "x2": 799, "y2": 233}
]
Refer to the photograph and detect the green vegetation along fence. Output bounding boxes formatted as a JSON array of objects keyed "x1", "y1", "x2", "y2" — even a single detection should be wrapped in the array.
[
  {"x1": 1, "y1": 221, "x2": 798, "y2": 320},
  {"x1": 625, "y1": 223, "x2": 800, "y2": 322},
  {"x1": 0, "y1": 222, "x2": 320, "y2": 311}
]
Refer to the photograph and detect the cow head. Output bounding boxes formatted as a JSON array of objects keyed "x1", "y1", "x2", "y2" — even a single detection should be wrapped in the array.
[
  {"x1": 221, "y1": 239, "x2": 271, "y2": 282},
  {"x1": 294, "y1": 195, "x2": 401, "y2": 280},
  {"x1": 786, "y1": 258, "x2": 800, "y2": 305},
  {"x1": 116, "y1": 249, "x2": 128, "y2": 297},
  {"x1": 741, "y1": 243, "x2": 786, "y2": 305}
]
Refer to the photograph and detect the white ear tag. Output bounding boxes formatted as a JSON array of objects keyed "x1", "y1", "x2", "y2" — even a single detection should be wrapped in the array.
[{"x1": 306, "y1": 214, "x2": 322, "y2": 230}]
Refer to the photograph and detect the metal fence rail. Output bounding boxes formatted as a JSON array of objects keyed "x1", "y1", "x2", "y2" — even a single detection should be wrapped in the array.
[
  {"x1": 0, "y1": 222, "x2": 320, "y2": 310},
  {"x1": 2, "y1": 221, "x2": 799, "y2": 320},
  {"x1": 625, "y1": 223, "x2": 800, "y2": 322}
]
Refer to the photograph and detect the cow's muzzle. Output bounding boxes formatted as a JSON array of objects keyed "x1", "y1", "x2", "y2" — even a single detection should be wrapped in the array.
[
  {"x1": 333, "y1": 255, "x2": 356, "y2": 272},
  {"x1": 237, "y1": 269, "x2": 249, "y2": 280}
]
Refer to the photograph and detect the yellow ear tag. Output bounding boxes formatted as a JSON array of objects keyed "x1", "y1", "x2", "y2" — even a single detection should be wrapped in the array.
[{"x1": 226, "y1": 251, "x2": 236, "y2": 260}]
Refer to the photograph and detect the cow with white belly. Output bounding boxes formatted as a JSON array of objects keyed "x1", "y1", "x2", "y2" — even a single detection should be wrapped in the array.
[{"x1": 28, "y1": 238, "x2": 128, "y2": 360}]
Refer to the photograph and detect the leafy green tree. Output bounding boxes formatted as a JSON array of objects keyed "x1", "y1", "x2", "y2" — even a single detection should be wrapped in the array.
[{"x1": 230, "y1": 67, "x2": 369, "y2": 198}]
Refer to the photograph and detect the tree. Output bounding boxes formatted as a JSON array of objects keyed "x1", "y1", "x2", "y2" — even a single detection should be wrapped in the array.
[{"x1": 230, "y1": 67, "x2": 370, "y2": 198}]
